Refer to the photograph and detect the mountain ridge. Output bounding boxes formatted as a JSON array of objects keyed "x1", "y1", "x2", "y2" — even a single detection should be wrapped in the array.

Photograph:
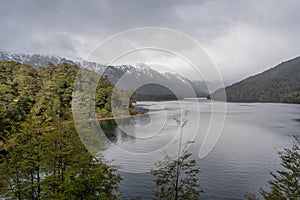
[
  {"x1": 0, "y1": 50, "x2": 209, "y2": 100},
  {"x1": 210, "y1": 56, "x2": 300, "y2": 103}
]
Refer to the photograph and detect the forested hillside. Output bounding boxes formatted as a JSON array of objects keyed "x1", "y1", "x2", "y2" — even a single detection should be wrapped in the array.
[
  {"x1": 210, "y1": 56, "x2": 300, "y2": 103},
  {"x1": 0, "y1": 61, "x2": 136, "y2": 199},
  {"x1": 0, "y1": 50, "x2": 209, "y2": 100}
]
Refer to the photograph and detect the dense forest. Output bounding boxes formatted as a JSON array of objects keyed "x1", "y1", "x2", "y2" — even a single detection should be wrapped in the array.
[
  {"x1": 0, "y1": 61, "x2": 136, "y2": 199},
  {"x1": 210, "y1": 56, "x2": 300, "y2": 103},
  {"x1": 0, "y1": 61, "x2": 299, "y2": 199}
]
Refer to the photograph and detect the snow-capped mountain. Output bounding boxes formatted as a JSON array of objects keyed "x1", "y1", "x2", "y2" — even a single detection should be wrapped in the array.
[
  {"x1": 0, "y1": 50, "x2": 80, "y2": 68},
  {"x1": 0, "y1": 50, "x2": 209, "y2": 99}
]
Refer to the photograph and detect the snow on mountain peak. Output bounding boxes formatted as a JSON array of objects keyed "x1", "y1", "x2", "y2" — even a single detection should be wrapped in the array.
[{"x1": 0, "y1": 50, "x2": 209, "y2": 97}]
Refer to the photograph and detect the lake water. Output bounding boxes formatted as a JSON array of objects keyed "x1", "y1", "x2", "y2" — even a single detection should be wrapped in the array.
[{"x1": 100, "y1": 99, "x2": 300, "y2": 199}]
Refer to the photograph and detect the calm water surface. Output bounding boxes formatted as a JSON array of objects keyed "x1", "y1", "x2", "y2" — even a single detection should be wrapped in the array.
[{"x1": 100, "y1": 100, "x2": 300, "y2": 199}]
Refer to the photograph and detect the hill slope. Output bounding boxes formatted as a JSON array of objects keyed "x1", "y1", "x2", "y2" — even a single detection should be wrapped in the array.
[{"x1": 210, "y1": 56, "x2": 300, "y2": 103}]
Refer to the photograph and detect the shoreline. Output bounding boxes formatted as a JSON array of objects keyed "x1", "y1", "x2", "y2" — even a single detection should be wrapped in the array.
[
  {"x1": 96, "y1": 113, "x2": 145, "y2": 121},
  {"x1": 0, "y1": 113, "x2": 145, "y2": 152}
]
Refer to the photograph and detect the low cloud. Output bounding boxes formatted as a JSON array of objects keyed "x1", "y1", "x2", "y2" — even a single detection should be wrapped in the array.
[{"x1": 1, "y1": 0, "x2": 300, "y2": 83}]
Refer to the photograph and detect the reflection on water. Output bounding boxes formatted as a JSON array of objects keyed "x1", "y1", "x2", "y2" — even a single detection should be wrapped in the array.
[
  {"x1": 100, "y1": 119, "x2": 137, "y2": 143},
  {"x1": 293, "y1": 118, "x2": 300, "y2": 122},
  {"x1": 99, "y1": 100, "x2": 300, "y2": 199}
]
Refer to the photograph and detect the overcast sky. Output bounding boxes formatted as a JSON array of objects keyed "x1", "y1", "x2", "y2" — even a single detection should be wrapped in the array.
[{"x1": 1, "y1": 0, "x2": 300, "y2": 83}]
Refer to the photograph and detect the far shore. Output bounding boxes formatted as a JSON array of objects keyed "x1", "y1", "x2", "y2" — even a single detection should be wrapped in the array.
[{"x1": 96, "y1": 113, "x2": 145, "y2": 121}]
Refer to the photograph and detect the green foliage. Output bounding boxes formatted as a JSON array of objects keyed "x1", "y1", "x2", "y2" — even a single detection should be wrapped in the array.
[
  {"x1": 0, "y1": 61, "x2": 40, "y2": 138},
  {"x1": 0, "y1": 122, "x2": 44, "y2": 199},
  {"x1": 0, "y1": 61, "x2": 137, "y2": 140},
  {"x1": 151, "y1": 116, "x2": 203, "y2": 200},
  {"x1": 96, "y1": 77, "x2": 113, "y2": 107},
  {"x1": 95, "y1": 77, "x2": 114, "y2": 117},
  {"x1": 260, "y1": 138, "x2": 300, "y2": 200},
  {"x1": 95, "y1": 77, "x2": 137, "y2": 117},
  {"x1": 281, "y1": 91, "x2": 300, "y2": 104},
  {"x1": 111, "y1": 89, "x2": 136, "y2": 116},
  {"x1": 0, "y1": 121, "x2": 121, "y2": 200},
  {"x1": 151, "y1": 149, "x2": 203, "y2": 200},
  {"x1": 35, "y1": 62, "x2": 79, "y2": 121},
  {"x1": 99, "y1": 108, "x2": 110, "y2": 117},
  {"x1": 0, "y1": 61, "x2": 139, "y2": 199}
]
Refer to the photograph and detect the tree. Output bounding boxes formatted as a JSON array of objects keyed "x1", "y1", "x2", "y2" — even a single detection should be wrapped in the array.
[
  {"x1": 151, "y1": 148, "x2": 203, "y2": 200},
  {"x1": 39, "y1": 122, "x2": 121, "y2": 200},
  {"x1": 0, "y1": 114, "x2": 122, "y2": 200},
  {"x1": 0, "y1": 122, "x2": 43, "y2": 199},
  {"x1": 0, "y1": 62, "x2": 122, "y2": 199},
  {"x1": 151, "y1": 116, "x2": 203, "y2": 200},
  {"x1": 260, "y1": 138, "x2": 300, "y2": 200},
  {"x1": 0, "y1": 61, "x2": 40, "y2": 139}
]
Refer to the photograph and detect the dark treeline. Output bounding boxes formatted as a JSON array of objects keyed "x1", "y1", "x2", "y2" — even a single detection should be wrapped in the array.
[{"x1": 210, "y1": 56, "x2": 300, "y2": 103}]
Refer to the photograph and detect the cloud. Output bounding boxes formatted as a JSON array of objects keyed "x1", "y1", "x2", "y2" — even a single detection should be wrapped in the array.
[
  {"x1": 205, "y1": 23, "x2": 300, "y2": 83},
  {"x1": 0, "y1": 0, "x2": 300, "y2": 83}
]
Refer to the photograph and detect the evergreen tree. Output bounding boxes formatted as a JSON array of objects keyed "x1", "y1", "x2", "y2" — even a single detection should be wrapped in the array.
[
  {"x1": 0, "y1": 111, "x2": 122, "y2": 200},
  {"x1": 260, "y1": 138, "x2": 300, "y2": 200},
  {"x1": 151, "y1": 149, "x2": 203, "y2": 200},
  {"x1": 151, "y1": 116, "x2": 203, "y2": 200},
  {"x1": 0, "y1": 122, "x2": 43, "y2": 199},
  {"x1": 0, "y1": 62, "x2": 123, "y2": 199}
]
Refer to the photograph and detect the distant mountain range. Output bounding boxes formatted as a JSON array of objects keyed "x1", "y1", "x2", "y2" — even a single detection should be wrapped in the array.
[
  {"x1": 210, "y1": 56, "x2": 300, "y2": 103},
  {"x1": 0, "y1": 50, "x2": 81, "y2": 67},
  {"x1": 0, "y1": 50, "x2": 209, "y2": 100}
]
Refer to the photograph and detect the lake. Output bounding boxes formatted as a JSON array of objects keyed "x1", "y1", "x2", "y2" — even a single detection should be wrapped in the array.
[{"x1": 100, "y1": 99, "x2": 300, "y2": 199}]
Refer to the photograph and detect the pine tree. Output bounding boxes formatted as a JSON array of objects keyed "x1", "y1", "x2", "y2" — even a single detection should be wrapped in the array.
[
  {"x1": 0, "y1": 122, "x2": 43, "y2": 199},
  {"x1": 39, "y1": 121, "x2": 122, "y2": 200},
  {"x1": 151, "y1": 115, "x2": 203, "y2": 200},
  {"x1": 0, "y1": 114, "x2": 122, "y2": 200},
  {"x1": 151, "y1": 148, "x2": 203, "y2": 200},
  {"x1": 260, "y1": 138, "x2": 300, "y2": 200},
  {"x1": 0, "y1": 62, "x2": 123, "y2": 199}
]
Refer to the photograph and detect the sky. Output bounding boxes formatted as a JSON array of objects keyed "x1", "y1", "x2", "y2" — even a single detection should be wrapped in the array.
[{"x1": 1, "y1": 0, "x2": 300, "y2": 84}]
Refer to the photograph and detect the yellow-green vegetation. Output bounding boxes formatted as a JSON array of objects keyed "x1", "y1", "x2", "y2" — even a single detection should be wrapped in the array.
[{"x1": 0, "y1": 61, "x2": 137, "y2": 199}]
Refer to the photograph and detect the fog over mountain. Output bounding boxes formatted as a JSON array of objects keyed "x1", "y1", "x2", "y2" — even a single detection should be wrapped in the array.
[
  {"x1": 1, "y1": 0, "x2": 300, "y2": 84},
  {"x1": 210, "y1": 56, "x2": 300, "y2": 103}
]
